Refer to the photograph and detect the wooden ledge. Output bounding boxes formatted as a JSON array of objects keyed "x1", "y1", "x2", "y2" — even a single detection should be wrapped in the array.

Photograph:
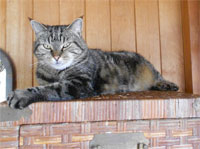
[
  {"x1": 0, "y1": 91, "x2": 200, "y2": 126},
  {"x1": 84, "y1": 91, "x2": 199, "y2": 100}
]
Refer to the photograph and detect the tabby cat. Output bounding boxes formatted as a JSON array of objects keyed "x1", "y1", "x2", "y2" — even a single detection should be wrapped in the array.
[{"x1": 7, "y1": 18, "x2": 178, "y2": 109}]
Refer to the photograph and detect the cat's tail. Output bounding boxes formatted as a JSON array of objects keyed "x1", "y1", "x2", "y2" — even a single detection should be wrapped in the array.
[{"x1": 150, "y1": 80, "x2": 179, "y2": 91}]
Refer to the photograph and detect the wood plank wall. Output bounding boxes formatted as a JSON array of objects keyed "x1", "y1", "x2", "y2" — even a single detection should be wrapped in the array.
[{"x1": 0, "y1": 0, "x2": 199, "y2": 93}]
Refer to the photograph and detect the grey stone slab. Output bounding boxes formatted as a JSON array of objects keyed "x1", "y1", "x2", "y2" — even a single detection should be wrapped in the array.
[
  {"x1": 90, "y1": 132, "x2": 149, "y2": 149},
  {"x1": 0, "y1": 103, "x2": 32, "y2": 122}
]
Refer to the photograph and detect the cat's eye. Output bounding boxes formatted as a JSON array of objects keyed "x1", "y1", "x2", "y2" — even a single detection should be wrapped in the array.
[
  {"x1": 63, "y1": 43, "x2": 71, "y2": 49},
  {"x1": 43, "y1": 44, "x2": 51, "y2": 49}
]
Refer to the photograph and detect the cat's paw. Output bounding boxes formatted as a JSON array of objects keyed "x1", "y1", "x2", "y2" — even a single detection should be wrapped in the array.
[
  {"x1": 7, "y1": 90, "x2": 32, "y2": 109},
  {"x1": 151, "y1": 81, "x2": 179, "y2": 91}
]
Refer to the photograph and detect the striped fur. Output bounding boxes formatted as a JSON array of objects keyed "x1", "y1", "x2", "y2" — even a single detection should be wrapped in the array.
[{"x1": 7, "y1": 18, "x2": 178, "y2": 109}]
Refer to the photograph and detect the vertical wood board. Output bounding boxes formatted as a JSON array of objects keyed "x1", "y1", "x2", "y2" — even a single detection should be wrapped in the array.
[
  {"x1": 60, "y1": 0, "x2": 85, "y2": 39},
  {"x1": 135, "y1": 0, "x2": 161, "y2": 72},
  {"x1": 110, "y1": 0, "x2": 136, "y2": 52},
  {"x1": 159, "y1": 0, "x2": 185, "y2": 91},
  {"x1": 6, "y1": 0, "x2": 33, "y2": 89},
  {"x1": 86, "y1": 0, "x2": 111, "y2": 51}
]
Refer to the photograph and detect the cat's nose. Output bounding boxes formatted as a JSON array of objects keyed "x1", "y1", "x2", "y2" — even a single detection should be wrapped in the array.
[
  {"x1": 52, "y1": 51, "x2": 61, "y2": 61},
  {"x1": 54, "y1": 56, "x2": 60, "y2": 61}
]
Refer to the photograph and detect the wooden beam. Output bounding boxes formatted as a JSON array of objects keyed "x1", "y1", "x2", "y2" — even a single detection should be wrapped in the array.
[{"x1": 181, "y1": 0, "x2": 200, "y2": 94}]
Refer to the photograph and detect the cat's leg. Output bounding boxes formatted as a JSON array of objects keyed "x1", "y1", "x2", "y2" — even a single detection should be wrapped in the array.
[
  {"x1": 150, "y1": 80, "x2": 179, "y2": 91},
  {"x1": 7, "y1": 82, "x2": 61, "y2": 109},
  {"x1": 7, "y1": 80, "x2": 94, "y2": 109}
]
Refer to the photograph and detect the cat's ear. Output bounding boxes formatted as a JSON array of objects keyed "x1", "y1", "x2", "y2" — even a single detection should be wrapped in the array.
[
  {"x1": 29, "y1": 18, "x2": 47, "y2": 35},
  {"x1": 68, "y1": 18, "x2": 83, "y2": 36}
]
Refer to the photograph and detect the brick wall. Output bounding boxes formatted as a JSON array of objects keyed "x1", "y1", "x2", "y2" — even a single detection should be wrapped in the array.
[
  {"x1": 17, "y1": 119, "x2": 200, "y2": 148},
  {"x1": 1, "y1": 91, "x2": 200, "y2": 148},
  {"x1": 0, "y1": 126, "x2": 19, "y2": 148}
]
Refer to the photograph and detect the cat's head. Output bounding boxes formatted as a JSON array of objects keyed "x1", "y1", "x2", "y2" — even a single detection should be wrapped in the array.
[{"x1": 30, "y1": 18, "x2": 88, "y2": 70}]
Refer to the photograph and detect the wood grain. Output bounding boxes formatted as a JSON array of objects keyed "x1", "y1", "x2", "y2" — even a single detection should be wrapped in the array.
[
  {"x1": 135, "y1": 0, "x2": 161, "y2": 72},
  {"x1": 110, "y1": 0, "x2": 136, "y2": 52},
  {"x1": 60, "y1": 0, "x2": 85, "y2": 39},
  {"x1": 181, "y1": 0, "x2": 193, "y2": 93},
  {"x1": 0, "y1": 0, "x2": 196, "y2": 93},
  {"x1": 33, "y1": 0, "x2": 60, "y2": 25},
  {"x1": 6, "y1": 0, "x2": 33, "y2": 89},
  {"x1": 86, "y1": 0, "x2": 111, "y2": 51},
  {"x1": 33, "y1": 0, "x2": 60, "y2": 86},
  {"x1": 187, "y1": 1, "x2": 200, "y2": 94},
  {"x1": 0, "y1": 0, "x2": 6, "y2": 50},
  {"x1": 159, "y1": 0, "x2": 185, "y2": 91}
]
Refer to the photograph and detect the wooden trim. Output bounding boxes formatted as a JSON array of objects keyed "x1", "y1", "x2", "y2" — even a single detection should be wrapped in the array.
[
  {"x1": 181, "y1": 0, "x2": 200, "y2": 94},
  {"x1": 181, "y1": 0, "x2": 193, "y2": 93}
]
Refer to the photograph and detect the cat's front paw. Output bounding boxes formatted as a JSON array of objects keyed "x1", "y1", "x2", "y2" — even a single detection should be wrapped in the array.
[
  {"x1": 7, "y1": 90, "x2": 32, "y2": 109},
  {"x1": 151, "y1": 81, "x2": 179, "y2": 91}
]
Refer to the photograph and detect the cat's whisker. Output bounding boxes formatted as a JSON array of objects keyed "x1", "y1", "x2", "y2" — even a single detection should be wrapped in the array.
[{"x1": 29, "y1": 62, "x2": 40, "y2": 67}]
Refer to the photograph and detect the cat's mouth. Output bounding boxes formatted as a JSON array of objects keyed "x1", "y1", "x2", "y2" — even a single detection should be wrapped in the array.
[
  {"x1": 49, "y1": 58, "x2": 74, "y2": 70},
  {"x1": 55, "y1": 61, "x2": 62, "y2": 65},
  {"x1": 51, "y1": 62, "x2": 68, "y2": 70}
]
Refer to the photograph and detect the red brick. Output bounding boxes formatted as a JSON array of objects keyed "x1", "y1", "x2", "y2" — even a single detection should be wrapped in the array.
[
  {"x1": 187, "y1": 119, "x2": 200, "y2": 128},
  {"x1": 149, "y1": 138, "x2": 158, "y2": 147},
  {"x1": 158, "y1": 137, "x2": 180, "y2": 146},
  {"x1": 172, "y1": 129, "x2": 193, "y2": 137},
  {"x1": 0, "y1": 141, "x2": 18, "y2": 148},
  {"x1": 188, "y1": 136, "x2": 200, "y2": 144},
  {"x1": 171, "y1": 144, "x2": 193, "y2": 149},
  {"x1": 159, "y1": 120, "x2": 181, "y2": 130},
  {"x1": 80, "y1": 142, "x2": 90, "y2": 149},
  {"x1": 0, "y1": 127, "x2": 19, "y2": 148},
  {"x1": 150, "y1": 121, "x2": 159, "y2": 131},
  {"x1": 81, "y1": 123, "x2": 91, "y2": 134},
  {"x1": 71, "y1": 134, "x2": 93, "y2": 142},
  {"x1": 51, "y1": 123, "x2": 81, "y2": 135},
  {"x1": 33, "y1": 136, "x2": 62, "y2": 144},
  {"x1": 62, "y1": 135, "x2": 69, "y2": 143},
  {"x1": 20, "y1": 145, "x2": 44, "y2": 149},
  {"x1": 20, "y1": 125, "x2": 43, "y2": 137},
  {"x1": 193, "y1": 144, "x2": 200, "y2": 149},
  {"x1": 117, "y1": 121, "x2": 126, "y2": 131},
  {"x1": 21, "y1": 136, "x2": 62, "y2": 145},
  {"x1": 0, "y1": 137, "x2": 18, "y2": 142},
  {"x1": 91, "y1": 122, "x2": 117, "y2": 133},
  {"x1": 126, "y1": 121, "x2": 150, "y2": 131},
  {"x1": 144, "y1": 131, "x2": 166, "y2": 138},
  {"x1": 47, "y1": 143, "x2": 80, "y2": 148},
  {"x1": 21, "y1": 137, "x2": 33, "y2": 146},
  {"x1": 0, "y1": 126, "x2": 19, "y2": 137},
  {"x1": 149, "y1": 147, "x2": 166, "y2": 149}
]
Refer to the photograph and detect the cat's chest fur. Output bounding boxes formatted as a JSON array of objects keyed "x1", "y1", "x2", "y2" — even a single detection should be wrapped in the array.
[
  {"x1": 36, "y1": 62, "x2": 94, "y2": 86},
  {"x1": 36, "y1": 65, "x2": 61, "y2": 85}
]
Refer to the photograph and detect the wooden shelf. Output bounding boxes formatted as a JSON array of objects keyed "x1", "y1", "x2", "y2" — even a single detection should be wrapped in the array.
[
  {"x1": 0, "y1": 91, "x2": 200, "y2": 126},
  {"x1": 1, "y1": 91, "x2": 200, "y2": 148}
]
